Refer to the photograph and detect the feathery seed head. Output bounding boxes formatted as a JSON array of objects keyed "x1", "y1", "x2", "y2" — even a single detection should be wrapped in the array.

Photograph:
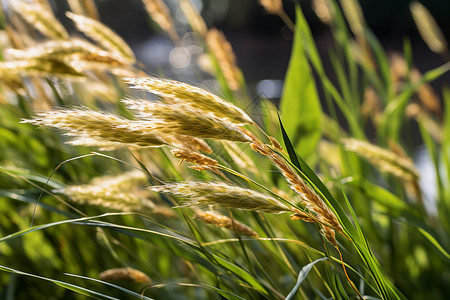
[
  {"x1": 194, "y1": 210, "x2": 259, "y2": 237},
  {"x1": 251, "y1": 140, "x2": 343, "y2": 237},
  {"x1": 258, "y1": 0, "x2": 283, "y2": 16},
  {"x1": 99, "y1": 268, "x2": 151, "y2": 284},
  {"x1": 59, "y1": 185, "x2": 156, "y2": 212},
  {"x1": 313, "y1": 0, "x2": 333, "y2": 25},
  {"x1": 10, "y1": 1, "x2": 69, "y2": 40},
  {"x1": 344, "y1": 138, "x2": 420, "y2": 180},
  {"x1": 23, "y1": 109, "x2": 168, "y2": 148},
  {"x1": 0, "y1": 59, "x2": 84, "y2": 79},
  {"x1": 410, "y1": 2, "x2": 448, "y2": 54},
  {"x1": 170, "y1": 148, "x2": 218, "y2": 168},
  {"x1": 165, "y1": 135, "x2": 212, "y2": 153},
  {"x1": 68, "y1": 0, "x2": 100, "y2": 20},
  {"x1": 9, "y1": 39, "x2": 129, "y2": 62},
  {"x1": 141, "y1": 0, "x2": 179, "y2": 42},
  {"x1": 150, "y1": 181, "x2": 292, "y2": 214},
  {"x1": 206, "y1": 28, "x2": 242, "y2": 91},
  {"x1": 57, "y1": 170, "x2": 160, "y2": 213},
  {"x1": 123, "y1": 99, "x2": 252, "y2": 142},
  {"x1": 180, "y1": 0, "x2": 207, "y2": 36},
  {"x1": 66, "y1": 12, "x2": 135, "y2": 63},
  {"x1": 124, "y1": 77, "x2": 253, "y2": 125}
]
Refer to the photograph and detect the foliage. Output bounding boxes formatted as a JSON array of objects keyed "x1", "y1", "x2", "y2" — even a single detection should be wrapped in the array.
[{"x1": 0, "y1": 0, "x2": 449, "y2": 299}]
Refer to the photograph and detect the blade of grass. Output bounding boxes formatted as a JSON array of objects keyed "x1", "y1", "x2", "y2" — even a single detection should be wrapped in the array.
[
  {"x1": 286, "y1": 257, "x2": 328, "y2": 300},
  {"x1": 0, "y1": 265, "x2": 119, "y2": 300},
  {"x1": 64, "y1": 273, "x2": 154, "y2": 300}
]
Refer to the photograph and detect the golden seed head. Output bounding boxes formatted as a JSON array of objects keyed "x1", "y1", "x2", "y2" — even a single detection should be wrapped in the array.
[
  {"x1": 340, "y1": 0, "x2": 366, "y2": 37},
  {"x1": 171, "y1": 148, "x2": 218, "y2": 167},
  {"x1": 141, "y1": 0, "x2": 179, "y2": 42},
  {"x1": 180, "y1": 0, "x2": 207, "y2": 36},
  {"x1": 10, "y1": 1, "x2": 69, "y2": 40},
  {"x1": 57, "y1": 170, "x2": 160, "y2": 212},
  {"x1": 361, "y1": 87, "x2": 382, "y2": 123},
  {"x1": 410, "y1": 69, "x2": 442, "y2": 116},
  {"x1": 313, "y1": 0, "x2": 333, "y2": 25},
  {"x1": 258, "y1": 0, "x2": 283, "y2": 16},
  {"x1": 150, "y1": 181, "x2": 292, "y2": 214},
  {"x1": 5, "y1": 39, "x2": 131, "y2": 75},
  {"x1": 123, "y1": 99, "x2": 252, "y2": 143},
  {"x1": 251, "y1": 140, "x2": 343, "y2": 233},
  {"x1": 124, "y1": 77, "x2": 253, "y2": 125},
  {"x1": 0, "y1": 59, "x2": 84, "y2": 79},
  {"x1": 99, "y1": 268, "x2": 151, "y2": 283},
  {"x1": 166, "y1": 135, "x2": 212, "y2": 153},
  {"x1": 66, "y1": 12, "x2": 135, "y2": 63},
  {"x1": 194, "y1": 210, "x2": 259, "y2": 237},
  {"x1": 68, "y1": 0, "x2": 100, "y2": 20},
  {"x1": 23, "y1": 108, "x2": 168, "y2": 148},
  {"x1": 343, "y1": 138, "x2": 420, "y2": 180},
  {"x1": 206, "y1": 28, "x2": 242, "y2": 91},
  {"x1": 410, "y1": 2, "x2": 448, "y2": 54}
]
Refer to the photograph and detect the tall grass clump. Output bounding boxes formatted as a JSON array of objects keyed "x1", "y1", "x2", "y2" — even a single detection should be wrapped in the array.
[{"x1": 0, "y1": 0, "x2": 449, "y2": 299}]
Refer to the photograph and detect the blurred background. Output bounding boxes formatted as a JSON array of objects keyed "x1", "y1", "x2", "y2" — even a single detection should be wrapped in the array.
[{"x1": 42, "y1": 0, "x2": 450, "y2": 99}]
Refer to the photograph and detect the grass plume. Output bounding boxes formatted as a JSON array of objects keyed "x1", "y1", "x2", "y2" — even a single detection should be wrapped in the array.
[
  {"x1": 124, "y1": 77, "x2": 253, "y2": 125},
  {"x1": 22, "y1": 108, "x2": 168, "y2": 148},
  {"x1": 66, "y1": 12, "x2": 136, "y2": 63},
  {"x1": 150, "y1": 181, "x2": 292, "y2": 214},
  {"x1": 194, "y1": 210, "x2": 259, "y2": 237}
]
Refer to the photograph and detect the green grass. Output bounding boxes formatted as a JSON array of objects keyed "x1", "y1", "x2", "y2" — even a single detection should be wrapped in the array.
[{"x1": 0, "y1": 0, "x2": 449, "y2": 299}]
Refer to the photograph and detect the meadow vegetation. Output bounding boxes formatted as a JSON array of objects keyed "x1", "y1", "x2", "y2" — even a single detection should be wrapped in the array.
[{"x1": 0, "y1": 0, "x2": 449, "y2": 299}]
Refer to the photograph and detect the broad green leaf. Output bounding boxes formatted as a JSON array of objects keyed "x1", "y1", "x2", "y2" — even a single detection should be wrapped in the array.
[{"x1": 280, "y1": 6, "x2": 322, "y2": 159}]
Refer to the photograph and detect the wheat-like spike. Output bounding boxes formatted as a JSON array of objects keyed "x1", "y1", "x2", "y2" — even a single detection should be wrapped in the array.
[
  {"x1": 171, "y1": 148, "x2": 218, "y2": 168},
  {"x1": 389, "y1": 52, "x2": 408, "y2": 84},
  {"x1": 194, "y1": 210, "x2": 259, "y2": 237},
  {"x1": 313, "y1": 0, "x2": 333, "y2": 25},
  {"x1": 141, "y1": 0, "x2": 179, "y2": 42},
  {"x1": 99, "y1": 267, "x2": 151, "y2": 283},
  {"x1": 389, "y1": 53, "x2": 442, "y2": 116},
  {"x1": 66, "y1": 12, "x2": 135, "y2": 63},
  {"x1": 6, "y1": 39, "x2": 129, "y2": 66},
  {"x1": 361, "y1": 86, "x2": 382, "y2": 124},
  {"x1": 165, "y1": 135, "x2": 212, "y2": 153},
  {"x1": 124, "y1": 77, "x2": 253, "y2": 125},
  {"x1": 58, "y1": 185, "x2": 156, "y2": 212},
  {"x1": 251, "y1": 140, "x2": 343, "y2": 245},
  {"x1": 0, "y1": 71, "x2": 24, "y2": 94},
  {"x1": 123, "y1": 99, "x2": 252, "y2": 142},
  {"x1": 0, "y1": 59, "x2": 85, "y2": 78},
  {"x1": 10, "y1": 1, "x2": 68, "y2": 40},
  {"x1": 22, "y1": 108, "x2": 168, "y2": 148},
  {"x1": 343, "y1": 138, "x2": 420, "y2": 180},
  {"x1": 258, "y1": 0, "x2": 283, "y2": 15},
  {"x1": 90, "y1": 170, "x2": 148, "y2": 190},
  {"x1": 340, "y1": 0, "x2": 366, "y2": 38},
  {"x1": 68, "y1": 0, "x2": 100, "y2": 20},
  {"x1": 410, "y1": 2, "x2": 448, "y2": 54},
  {"x1": 150, "y1": 181, "x2": 292, "y2": 214},
  {"x1": 206, "y1": 28, "x2": 243, "y2": 92},
  {"x1": 180, "y1": 0, "x2": 207, "y2": 36},
  {"x1": 410, "y1": 69, "x2": 442, "y2": 116},
  {"x1": 57, "y1": 170, "x2": 157, "y2": 212}
]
